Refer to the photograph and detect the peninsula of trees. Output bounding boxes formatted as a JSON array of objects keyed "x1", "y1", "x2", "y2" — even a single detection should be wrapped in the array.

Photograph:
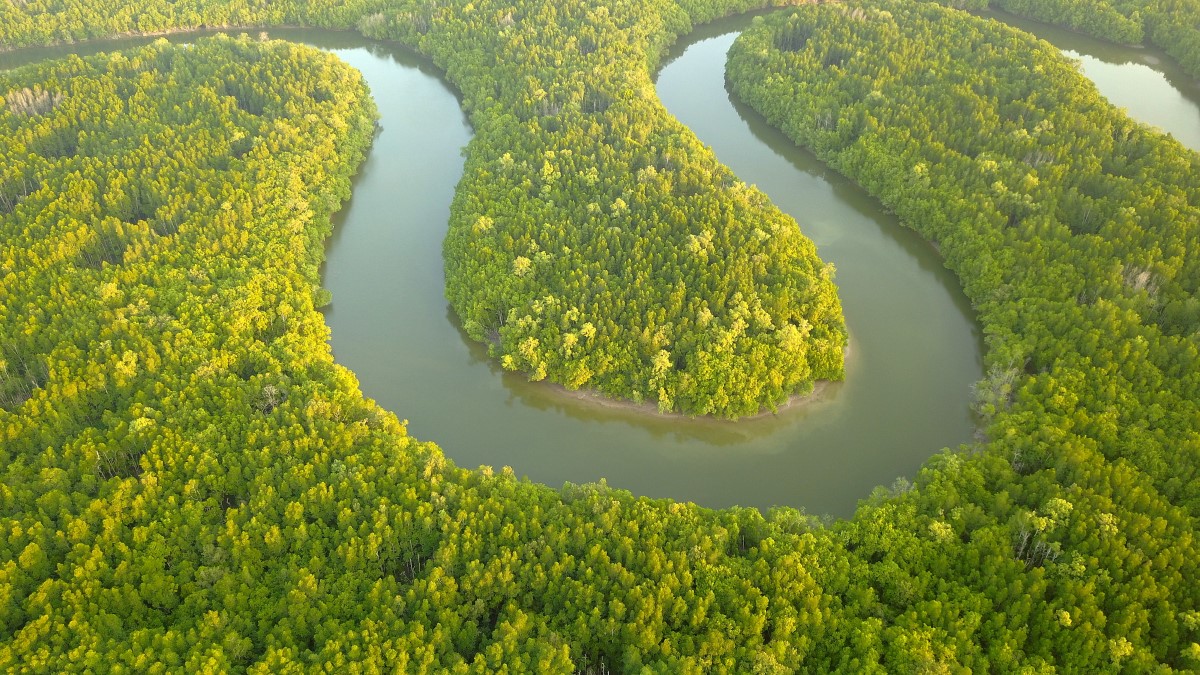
[
  {"x1": 0, "y1": 0, "x2": 1197, "y2": 671},
  {"x1": 960, "y1": 0, "x2": 1200, "y2": 79},
  {"x1": 1, "y1": 0, "x2": 849, "y2": 421}
]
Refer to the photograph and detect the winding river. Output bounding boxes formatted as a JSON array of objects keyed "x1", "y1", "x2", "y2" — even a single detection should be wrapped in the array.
[{"x1": 2, "y1": 10, "x2": 1195, "y2": 517}]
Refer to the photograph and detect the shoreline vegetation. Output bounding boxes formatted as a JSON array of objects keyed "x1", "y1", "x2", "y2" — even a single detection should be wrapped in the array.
[
  {"x1": 728, "y1": 0, "x2": 1199, "y2": 668},
  {"x1": 4, "y1": 2, "x2": 851, "y2": 421},
  {"x1": 914, "y1": 0, "x2": 1200, "y2": 79},
  {"x1": 1011, "y1": 0, "x2": 1200, "y2": 78},
  {"x1": 546, "y1": 340, "x2": 851, "y2": 420},
  {"x1": 1, "y1": 0, "x2": 1197, "y2": 671},
  {"x1": 550, "y1": 374, "x2": 835, "y2": 420}
]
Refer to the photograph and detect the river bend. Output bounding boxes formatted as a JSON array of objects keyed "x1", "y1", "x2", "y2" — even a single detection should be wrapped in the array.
[{"x1": 2, "y1": 10, "x2": 1194, "y2": 517}]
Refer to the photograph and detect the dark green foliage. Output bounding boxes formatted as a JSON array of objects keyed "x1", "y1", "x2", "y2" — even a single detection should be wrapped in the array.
[
  {"x1": 0, "y1": 0, "x2": 1198, "y2": 671},
  {"x1": 0, "y1": 0, "x2": 848, "y2": 421},
  {"x1": 990, "y1": 0, "x2": 1145, "y2": 44},
  {"x1": 728, "y1": 0, "x2": 1199, "y2": 669},
  {"x1": 916, "y1": 0, "x2": 1200, "y2": 79}
]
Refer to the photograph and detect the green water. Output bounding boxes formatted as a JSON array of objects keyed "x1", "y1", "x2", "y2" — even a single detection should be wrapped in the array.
[{"x1": 3, "y1": 9, "x2": 1192, "y2": 517}]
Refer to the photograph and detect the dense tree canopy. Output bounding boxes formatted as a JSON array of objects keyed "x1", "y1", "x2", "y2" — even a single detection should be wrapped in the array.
[
  {"x1": 917, "y1": 0, "x2": 1200, "y2": 79},
  {"x1": 0, "y1": 0, "x2": 847, "y2": 421},
  {"x1": 364, "y1": 0, "x2": 847, "y2": 418},
  {"x1": 0, "y1": 0, "x2": 1198, "y2": 671},
  {"x1": 728, "y1": 0, "x2": 1200, "y2": 668}
]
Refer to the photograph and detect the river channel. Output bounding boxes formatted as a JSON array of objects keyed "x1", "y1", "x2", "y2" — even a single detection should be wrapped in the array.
[
  {"x1": 320, "y1": 19, "x2": 982, "y2": 519},
  {"x1": 2, "y1": 9, "x2": 1194, "y2": 517}
]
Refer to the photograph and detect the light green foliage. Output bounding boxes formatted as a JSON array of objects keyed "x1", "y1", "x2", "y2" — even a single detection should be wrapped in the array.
[
  {"x1": 729, "y1": 0, "x2": 1199, "y2": 669},
  {"x1": 0, "y1": 0, "x2": 847, "y2": 422},
  {"x1": 0, "y1": 0, "x2": 1197, "y2": 671},
  {"x1": 914, "y1": 0, "x2": 1200, "y2": 79}
]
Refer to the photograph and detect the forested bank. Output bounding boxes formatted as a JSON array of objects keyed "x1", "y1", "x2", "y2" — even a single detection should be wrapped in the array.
[
  {"x1": 2, "y1": 0, "x2": 848, "y2": 420},
  {"x1": 1, "y1": 0, "x2": 1198, "y2": 671},
  {"x1": 916, "y1": 0, "x2": 1200, "y2": 80},
  {"x1": 728, "y1": 0, "x2": 1199, "y2": 668},
  {"x1": 7, "y1": 0, "x2": 1200, "y2": 80},
  {"x1": 994, "y1": 0, "x2": 1200, "y2": 79}
]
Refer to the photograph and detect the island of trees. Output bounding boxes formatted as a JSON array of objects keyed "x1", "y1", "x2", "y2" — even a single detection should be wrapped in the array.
[{"x1": 0, "y1": 0, "x2": 1197, "y2": 671}]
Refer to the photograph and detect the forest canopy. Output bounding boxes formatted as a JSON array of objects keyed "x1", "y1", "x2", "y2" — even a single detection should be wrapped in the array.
[
  {"x1": 991, "y1": 0, "x2": 1200, "y2": 79},
  {"x1": 0, "y1": 0, "x2": 849, "y2": 422},
  {"x1": 728, "y1": 0, "x2": 1200, "y2": 666},
  {"x1": 0, "y1": 0, "x2": 1198, "y2": 671}
]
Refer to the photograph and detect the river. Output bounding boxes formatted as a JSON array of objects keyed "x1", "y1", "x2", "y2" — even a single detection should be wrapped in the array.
[
  {"x1": 980, "y1": 9, "x2": 1200, "y2": 152},
  {"x1": 1, "y1": 10, "x2": 1194, "y2": 517}
]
